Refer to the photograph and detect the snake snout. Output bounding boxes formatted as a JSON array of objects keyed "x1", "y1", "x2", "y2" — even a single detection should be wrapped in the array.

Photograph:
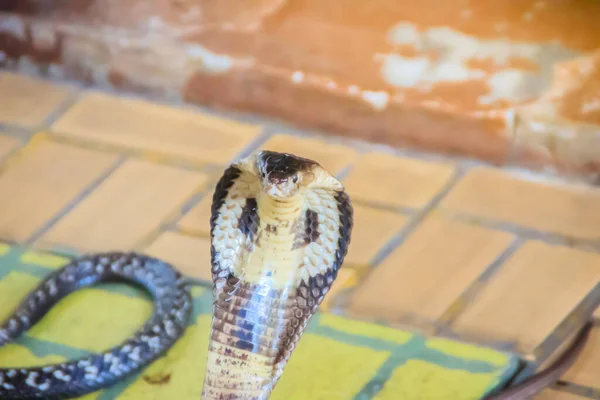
[{"x1": 264, "y1": 175, "x2": 299, "y2": 199}]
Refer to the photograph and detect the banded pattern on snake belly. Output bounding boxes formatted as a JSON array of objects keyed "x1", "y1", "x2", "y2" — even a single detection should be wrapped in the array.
[
  {"x1": 0, "y1": 252, "x2": 192, "y2": 399},
  {"x1": 202, "y1": 151, "x2": 353, "y2": 399}
]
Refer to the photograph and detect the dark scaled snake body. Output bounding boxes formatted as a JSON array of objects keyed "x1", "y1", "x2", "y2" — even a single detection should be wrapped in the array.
[{"x1": 0, "y1": 150, "x2": 590, "y2": 399}]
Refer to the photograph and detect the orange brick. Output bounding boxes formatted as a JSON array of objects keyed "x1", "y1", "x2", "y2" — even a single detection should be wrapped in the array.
[
  {"x1": 0, "y1": 72, "x2": 72, "y2": 128},
  {"x1": 344, "y1": 204, "x2": 408, "y2": 267},
  {"x1": 0, "y1": 140, "x2": 117, "y2": 242},
  {"x1": 145, "y1": 231, "x2": 212, "y2": 281},
  {"x1": 38, "y1": 160, "x2": 208, "y2": 252},
  {"x1": 178, "y1": 193, "x2": 213, "y2": 236},
  {"x1": 260, "y1": 134, "x2": 359, "y2": 175},
  {"x1": 343, "y1": 153, "x2": 455, "y2": 209},
  {"x1": 563, "y1": 325, "x2": 600, "y2": 389},
  {"x1": 347, "y1": 215, "x2": 513, "y2": 322},
  {"x1": 51, "y1": 92, "x2": 262, "y2": 164},
  {"x1": 452, "y1": 241, "x2": 600, "y2": 353},
  {"x1": 0, "y1": 134, "x2": 20, "y2": 160},
  {"x1": 440, "y1": 167, "x2": 600, "y2": 239}
]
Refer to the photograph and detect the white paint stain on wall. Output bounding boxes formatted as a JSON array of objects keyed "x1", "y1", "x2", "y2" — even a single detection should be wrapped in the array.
[
  {"x1": 379, "y1": 22, "x2": 579, "y2": 107},
  {"x1": 479, "y1": 70, "x2": 544, "y2": 105},
  {"x1": 380, "y1": 54, "x2": 431, "y2": 87},
  {"x1": 362, "y1": 90, "x2": 389, "y2": 110},
  {"x1": 186, "y1": 44, "x2": 238, "y2": 73}
]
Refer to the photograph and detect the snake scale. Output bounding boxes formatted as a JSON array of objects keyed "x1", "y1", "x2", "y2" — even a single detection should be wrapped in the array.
[{"x1": 0, "y1": 150, "x2": 591, "y2": 399}]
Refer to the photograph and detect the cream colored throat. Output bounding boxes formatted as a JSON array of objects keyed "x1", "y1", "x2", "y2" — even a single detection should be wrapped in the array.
[{"x1": 240, "y1": 193, "x2": 304, "y2": 289}]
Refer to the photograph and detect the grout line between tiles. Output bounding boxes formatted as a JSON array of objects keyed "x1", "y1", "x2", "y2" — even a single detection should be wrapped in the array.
[
  {"x1": 45, "y1": 133, "x2": 223, "y2": 173},
  {"x1": 368, "y1": 164, "x2": 468, "y2": 268},
  {"x1": 24, "y1": 156, "x2": 127, "y2": 246},
  {"x1": 435, "y1": 238, "x2": 523, "y2": 331},
  {"x1": 334, "y1": 162, "x2": 355, "y2": 182},
  {"x1": 0, "y1": 124, "x2": 33, "y2": 137},
  {"x1": 43, "y1": 89, "x2": 83, "y2": 129},
  {"x1": 554, "y1": 382, "x2": 600, "y2": 399},
  {"x1": 133, "y1": 177, "x2": 215, "y2": 252},
  {"x1": 0, "y1": 79, "x2": 82, "y2": 137},
  {"x1": 0, "y1": 137, "x2": 27, "y2": 164},
  {"x1": 232, "y1": 130, "x2": 272, "y2": 160},
  {"x1": 440, "y1": 210, "x2": 600, "y2": 254},
  {"x1": 135, "y1": 191, "x2": 210, "y2": 251},
  {"x1": 328, "y1": 164, "x2": 468, "y2": 312}
]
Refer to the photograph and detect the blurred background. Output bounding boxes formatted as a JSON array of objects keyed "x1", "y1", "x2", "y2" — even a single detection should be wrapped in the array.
[{"x1": 0, "y1": 1, "x2": 599, "y2": 399}]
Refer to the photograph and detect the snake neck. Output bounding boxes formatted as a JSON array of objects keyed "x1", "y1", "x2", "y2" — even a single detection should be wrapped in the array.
[
  {"x1": 241, "y1": 192, "x2": 304, "y2": 290},
  {"x1": 203, "y1": 193, "x2": 306, "y2": 399},
  {"x1": 257, "y1": 192, "x2": 303, "y2": 223}
]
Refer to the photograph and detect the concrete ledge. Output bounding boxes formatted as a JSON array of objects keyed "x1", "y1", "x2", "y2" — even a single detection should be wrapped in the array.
[{"x1": 1, "y1": 0, "x2": 599, "y2": 180}]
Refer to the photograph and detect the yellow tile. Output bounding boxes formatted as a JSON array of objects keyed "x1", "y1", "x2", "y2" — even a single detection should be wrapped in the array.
[
  {"x1": 563, "y1": 325, "x2": 600, "y2": 389},
  {"x1": 39, "y1": 159, "x2": 208, "y2": 252},
  {"x1": 261, "y1": 134, "x2": 359, "y2": 175},
  {"x1": 0, "y1": 344, "x2": 65, "y2": 368},
  {"x1": 347, "y1": 215, "x2": 513, "y2": 322},
  {"x1": 0, "y1": 140, "x2": 117, "y2": 242},
  {"x1": 77, "y1": 392, "x2": 102, "y2": 400},
  {"x1": 271, "y1": 333, "x2": 389, "y2": 400},
  {"x1": 117, "y1": 315, "x2": 211, "y2": 399},
  {"x1": 345, "y1": 204, "x2": 408, "y2": 266},
  {"x1": 51, "y1": 92, "x2": 262, "y2": 164},
  {"x1": 178, "y1": 193, "x2": 213, "y2": 235},
  {"x1": 343, "y1": 153, "x2": 455, "y2": 208},
  {"x1": 319, "y1": 314, "x2": 413, "y2": 345},
  {"x1": 27, "y1": 287, "x2": 153, "y2": 351},
  {"x1": 440, "y1": 167, "x2": 600, "y2": 239},
  {"x1": 145, "y1": 231, "x2": 212, "y2": 281},
  {"x1": 374, "y1": 359, "x2": 502, "y2": 400},
  {"x1": 0, "y1": 242, "x2": 11, "y2": 255},
  {"x1": 0, "y1": 72, "x2": 72, "y2": 128},
  {"x1": 0, "y1": 134, "x2": 20, "y2": 160},
  {"x1": 21, "y1": 250, "x2": 70, "y2": 269},
  {"x1": 452, "y1": 241, "x2": 600, "y2": 353}
]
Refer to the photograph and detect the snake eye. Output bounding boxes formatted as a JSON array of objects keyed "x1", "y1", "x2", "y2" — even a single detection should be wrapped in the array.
[{"x1": 292, "y1": 175, "x2": 298, "y2": 183}]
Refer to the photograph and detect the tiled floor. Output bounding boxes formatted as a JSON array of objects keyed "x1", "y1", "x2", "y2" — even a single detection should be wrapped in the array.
[{"x1": 0, "y1": 71, "x2": 600, "y2": 399}]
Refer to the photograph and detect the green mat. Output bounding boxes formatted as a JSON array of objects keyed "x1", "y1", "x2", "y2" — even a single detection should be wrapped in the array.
[{"x1": 0, "y1": 242, "x2": 522, "y2": 399}]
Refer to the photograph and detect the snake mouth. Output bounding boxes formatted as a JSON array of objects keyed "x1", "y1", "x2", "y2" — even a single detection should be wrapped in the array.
[{"x1": 264, "y1": 184, "x2": 298, "y2": 199}]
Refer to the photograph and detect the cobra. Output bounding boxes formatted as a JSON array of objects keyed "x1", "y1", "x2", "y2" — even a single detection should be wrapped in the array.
[{"x1": 0, "y1": 150, "x2": 354, "y2": 399}]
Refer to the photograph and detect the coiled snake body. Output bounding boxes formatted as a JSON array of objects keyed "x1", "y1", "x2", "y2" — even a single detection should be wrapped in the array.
[
  {"x1": 0, "y1": 150, "x2": 588, "y2": 399},
  {"x1": 0, "y1": 252, "x2": 193, "y2": 399}
]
